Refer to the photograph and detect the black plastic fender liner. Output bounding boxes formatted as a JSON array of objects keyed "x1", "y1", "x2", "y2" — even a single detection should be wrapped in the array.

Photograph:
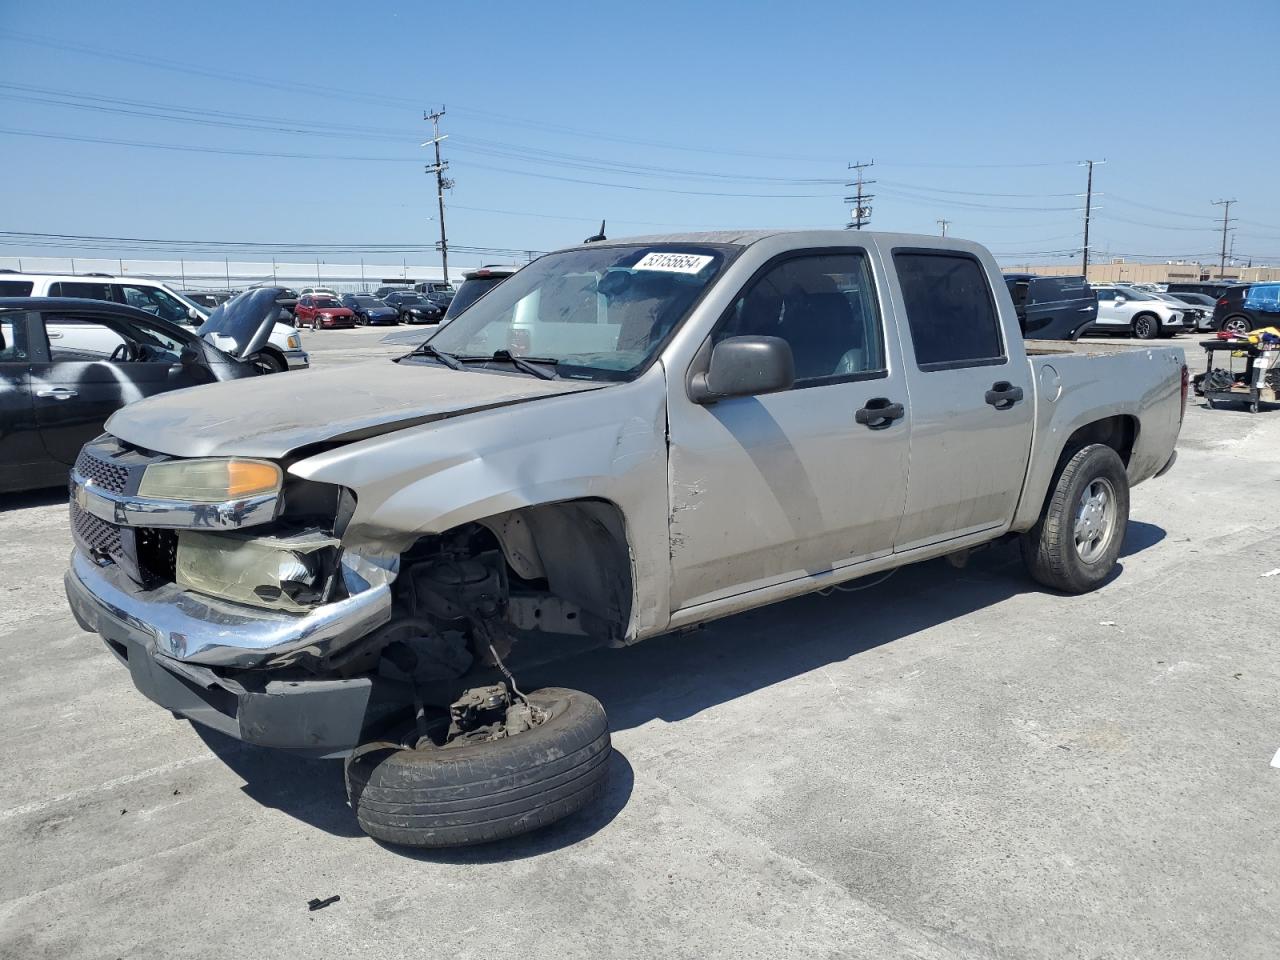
[{"x1": 344, "y1": 687, "x2": 611, "y2": 848}]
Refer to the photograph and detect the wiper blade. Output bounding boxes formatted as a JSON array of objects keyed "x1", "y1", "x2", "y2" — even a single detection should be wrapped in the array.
[
  {"x1": 485, "y1": 349, "x2": 558, "y2": 380},
  {"x1": 409, "y1": 343, "x2": 465, "y2": 370}
]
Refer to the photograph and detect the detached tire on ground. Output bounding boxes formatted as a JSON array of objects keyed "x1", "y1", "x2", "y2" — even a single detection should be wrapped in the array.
[
  {"x1": 345, "y1": 687, "x2": 610, "y2": 848},
  {"x1": 1021, "y1": 443, "x2": 1129, "y2": 594}
]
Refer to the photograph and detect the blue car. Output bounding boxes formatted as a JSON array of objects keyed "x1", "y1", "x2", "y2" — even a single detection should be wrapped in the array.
[{"x1": 341, "y1": 294, "x2": 400, "y2": 326}]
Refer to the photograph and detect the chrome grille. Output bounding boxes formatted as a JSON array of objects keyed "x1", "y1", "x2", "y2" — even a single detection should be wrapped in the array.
[{"x1": 73, "y1": 447, "x2": 129, "y2": 494}]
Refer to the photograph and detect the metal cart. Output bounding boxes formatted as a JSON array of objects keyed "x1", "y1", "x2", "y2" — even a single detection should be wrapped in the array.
[{"x1": 1196, "y1": 338, "x2": 1279, "y2": 414}]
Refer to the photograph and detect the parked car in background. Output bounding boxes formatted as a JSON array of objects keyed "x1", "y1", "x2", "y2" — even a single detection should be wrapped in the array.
[
  {"x1": 1090, "y1": 284, "x2": 1189, "y2": 339},
  {"x1": 383, "y1": 291, "x2": 443, "y2": 324},
  {"x1": 295, "y1": 294, "x2": 356, "y2": 329},
  {"x1": 1159, "y1": 292, "x2": 1215, "y2": 331},
  {"x1": 299, "y1": 287, "x2": 340, "y2": 300},
  {"x1": 340, "y1": 294, "x2": 399, "y2": 326},
  {"x1": 0, "y1": 296, "x2": 258, "y2": 493},
  {"x1": 1003, "y1": 273, "x2": 1096, "y2": 340},
  {"x1": 1211, "y1": 283, "x2": 1280, "y2": 335},
  {"x1": 181, "y1": 291, "x2": 234, "y2": 311},
  {"x1": 1166, "y1": 280, "x2": 1238, "y2": 300},
  {"x1": 0, "y1": 272, "x2": 308, "y2": 370},
  {"x1": 414, "y1": 281, "x2": 455, "y2": 298},
  {"x1": 442, "y1": 265, "x2": 520, "y2": 323},
  {"x1": 374, "y1": 285, "x2": 413, "y2": 299}
]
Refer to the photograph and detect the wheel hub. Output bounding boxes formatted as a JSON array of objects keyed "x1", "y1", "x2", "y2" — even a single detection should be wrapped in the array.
[{"x1": 1073, "y1": 478, "x2": 1116, "y2": 563}]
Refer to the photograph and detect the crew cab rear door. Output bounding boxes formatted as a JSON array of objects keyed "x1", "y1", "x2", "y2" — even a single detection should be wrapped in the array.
[
  {"x1": 885, "y1": 247, "x2": 1034, "y2": 551},
  {"x1": 667, "y1": 246, "x2": 911, "y2": 609}
]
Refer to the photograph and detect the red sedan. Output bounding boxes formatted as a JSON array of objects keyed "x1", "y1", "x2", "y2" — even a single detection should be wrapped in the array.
[{"x1": 295, "y1": 295, "x2": 356, "y2": 329}]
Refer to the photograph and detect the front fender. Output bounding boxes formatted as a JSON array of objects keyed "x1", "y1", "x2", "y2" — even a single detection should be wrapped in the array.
[{"x1": 289, "y1": 372, "x2": 673, "y2": 638}]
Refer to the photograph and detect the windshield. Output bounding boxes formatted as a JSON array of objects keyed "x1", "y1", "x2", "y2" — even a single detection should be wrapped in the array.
[
  {"x1": 354, "y1": 295, "x2": 381, "y2": 306},
  {"x1": 1175, "y1": 293, "x2": 1215, "y2": 306},
  {"x1": 423, "y1": 244, "x2": 730, "y2": 379},
  {"x1": 314, "y1": 297, "x2": 342, "y2": 308}
]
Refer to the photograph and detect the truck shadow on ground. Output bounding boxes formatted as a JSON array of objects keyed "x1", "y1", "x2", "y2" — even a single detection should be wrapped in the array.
[{"x1": 198, "y1": 521, "x2": 1164, "y2": 857}]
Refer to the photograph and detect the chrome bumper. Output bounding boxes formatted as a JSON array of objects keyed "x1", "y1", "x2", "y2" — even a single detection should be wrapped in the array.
[{"x1": 65, "y1": 549, "x2": 392, "y2": 669}]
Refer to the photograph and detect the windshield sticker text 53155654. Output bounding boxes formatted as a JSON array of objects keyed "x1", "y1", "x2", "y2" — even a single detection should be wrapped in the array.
[{"x1": 633, "y1": 252, "x2": 715, "y2": 275}]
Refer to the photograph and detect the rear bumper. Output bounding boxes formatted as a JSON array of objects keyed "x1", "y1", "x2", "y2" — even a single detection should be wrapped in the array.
[{"x1": 65, "y1": 555, "x2": 403, "y2": 757}]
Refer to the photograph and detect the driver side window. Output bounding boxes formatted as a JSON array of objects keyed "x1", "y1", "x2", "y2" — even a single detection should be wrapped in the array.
[
  {"x1": 713, "y1": 251, "x2": 886, "y2": 386},
  {"x1": 44, "y1": 315, "x2": 131, "y2": 362}
]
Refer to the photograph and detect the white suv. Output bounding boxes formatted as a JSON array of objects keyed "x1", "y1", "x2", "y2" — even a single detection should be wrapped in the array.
[
  {"x1": 1089, "y1": 284, "x2": 1188, "y2": 339},
  {"x1": 0, "y1": 272, "x2": 308, "y2": 370}
]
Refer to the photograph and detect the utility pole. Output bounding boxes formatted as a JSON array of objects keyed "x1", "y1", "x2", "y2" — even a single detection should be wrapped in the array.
[
  {"x1": 1212, "y1": 199, "x2": 1236, "y2": 279},
  {"x1": 1079, "y1": 159, "x2": 1104, "y2": 279},
  {"x1": 844, "y1": 160, "x2": 875, "y2": 230},
  {"x1": 423, "y1": 107, "x2": 454, "y2": 284},
  {"x1": 937, "y1": 219, "x2": 950, "y2": 238}
]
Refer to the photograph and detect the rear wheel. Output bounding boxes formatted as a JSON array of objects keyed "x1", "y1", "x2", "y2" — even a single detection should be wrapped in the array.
[
  {"x1": 1222, "y1": 315, "x2": 1253, "y2": 336},
  {"x1": 1131, "y1": 313, "x2": 1160, "y2": 339},
  {"x1": 1021, "y1": 444, "x2": 1129, "y2": 593},
  {"x1": 345, "y1": 687, "x2": 610, "y2": 848}
]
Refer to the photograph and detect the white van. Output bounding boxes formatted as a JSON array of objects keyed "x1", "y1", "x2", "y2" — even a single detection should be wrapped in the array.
[{"x1": 0, "y1": 272, "x2": 308, "y2": 370}]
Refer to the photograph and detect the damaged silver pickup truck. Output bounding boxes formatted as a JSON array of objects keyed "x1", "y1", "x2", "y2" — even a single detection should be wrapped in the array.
[{"x1": 64, "y1": 231, "x2": 1186, "y2": 847}]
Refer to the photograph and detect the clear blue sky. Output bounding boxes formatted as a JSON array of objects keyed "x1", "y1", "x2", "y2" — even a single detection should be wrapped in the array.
[{"x1": 2, "y1": 0, "x2": 1277, "y2": 270}]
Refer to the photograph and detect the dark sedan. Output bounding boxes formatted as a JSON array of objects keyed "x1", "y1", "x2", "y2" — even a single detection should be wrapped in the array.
[
  {"x1": 383, "y1": 291, "x2": 444, "y2": 324},
  {"x1": 340, "y1": 294, "x2": 400, "y2": 326},
  {"x1": 1, "y1": 297, "x2": 256, "y2": 494}
]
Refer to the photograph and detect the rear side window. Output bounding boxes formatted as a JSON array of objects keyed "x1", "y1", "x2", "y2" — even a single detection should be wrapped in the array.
[
  {"x1": 0, "y1": 280, "x2": 34, "y2": 296},
  {"x1": 49, "y1": 281, "x2": 114, "y2": 301},
  {"x1": 1030, "y1": 277, "x2": 1089, "y2": 304},
  {"x1": 894, "y1": 251, "x2": 1004, "y2": 369}
]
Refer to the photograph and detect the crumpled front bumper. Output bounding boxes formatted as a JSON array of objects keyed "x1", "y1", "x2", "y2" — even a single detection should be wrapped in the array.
[
  {"x1": 64, "y1": 550, "x2": 401, "y2": 756},
  {"x1": 64, "y1": 549, "x2": 391, "y2": 669}
]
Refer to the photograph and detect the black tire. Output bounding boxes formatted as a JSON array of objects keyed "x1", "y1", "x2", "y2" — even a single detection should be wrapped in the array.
[
  {"x1": 1020, "y1": 444, "x2": 1129, "y2": 594},
  {"x1": 345, "y1": 687, "x2": 610, "y2": 848},
  {"x1": 1131, "y1": 313, "x2": 1160, "y2": 339},
  {"x1": 248, "y1": 351, "x2": 285, "y2": 374},
  {"x1": 1221, "y1": 315, "x2": 1253, "y2": 336}
]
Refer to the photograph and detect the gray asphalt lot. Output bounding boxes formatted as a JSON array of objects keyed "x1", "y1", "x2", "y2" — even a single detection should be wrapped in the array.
[{"x1": 2, "y1": 326, "x2": 1278, "y2": 959}]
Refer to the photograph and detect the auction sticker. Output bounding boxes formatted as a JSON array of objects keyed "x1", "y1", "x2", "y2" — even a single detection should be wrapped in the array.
[{"x1": 633, "y1": 252, "x2": 714, "y2": 274}]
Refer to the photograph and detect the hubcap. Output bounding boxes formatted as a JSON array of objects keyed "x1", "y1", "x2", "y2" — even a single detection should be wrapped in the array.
[
  {"x1": 1074, "y1": 478, "x2": 1116, "y2": 563},
  {"x1": 1135, "y1": 317, "x2": 1152, "y2": 337},
  {"x1": 1225, "y1": 318, "x2": 1249, "y2": 335}
]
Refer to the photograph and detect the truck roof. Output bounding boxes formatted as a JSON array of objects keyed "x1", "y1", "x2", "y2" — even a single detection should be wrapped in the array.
[{"x1": 552, "y1": 229, "x2": 990, "y2": 253}]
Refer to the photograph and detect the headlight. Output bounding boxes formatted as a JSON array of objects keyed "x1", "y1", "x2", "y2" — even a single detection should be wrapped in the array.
[
  {"x1": 138, "y1": 458, "x2": 283, "y2": 502},
  {"x1": 287, "y1": 334, "x2": 301, "y2": 348}
]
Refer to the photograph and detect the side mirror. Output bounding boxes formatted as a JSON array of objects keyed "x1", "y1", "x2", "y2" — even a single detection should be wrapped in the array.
[
  {"x1": 1114, "y1": 296, "x2": 1126, "y2": 304},
  {"x1": 187, "y1": 306, "x2": 203, "y2": 323},
  {"x1": 689, "y1": 336, "x2": 795, "y2": 404}
]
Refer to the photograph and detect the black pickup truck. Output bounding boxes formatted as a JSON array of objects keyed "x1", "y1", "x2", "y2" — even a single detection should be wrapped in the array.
[{"x1": 1004, "y1": 273, "x2": 1097, "y2": 340}]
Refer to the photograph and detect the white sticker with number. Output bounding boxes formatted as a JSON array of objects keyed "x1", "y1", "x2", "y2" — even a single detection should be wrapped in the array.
[{"x1": 633, "y1": 252, "x2": 714, "y2": 274}]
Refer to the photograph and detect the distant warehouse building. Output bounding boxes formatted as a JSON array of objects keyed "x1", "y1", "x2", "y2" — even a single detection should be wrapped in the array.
[{"x1": 999, "y1": 260, "x2": 1280, "y2": 285}]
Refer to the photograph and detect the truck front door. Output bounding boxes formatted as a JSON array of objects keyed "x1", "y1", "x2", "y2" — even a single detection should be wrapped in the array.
[
  {"x1": 886, "y1": 248, "x2": 1034, "y2": 552},
  {"x1": 666, "y1": 248, "x2": 911, "y2": 610}
]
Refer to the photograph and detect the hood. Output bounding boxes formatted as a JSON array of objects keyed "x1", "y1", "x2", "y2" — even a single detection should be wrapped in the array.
[
  {"x1": 104, "y1": 360, "x2": 607, "y2": 459},
  {"x1": 319, "y1": 307, "x2": 353, "y2": 316},
  {"x1": 199, "y1": 288, "x2": 291, "y2": 360}
]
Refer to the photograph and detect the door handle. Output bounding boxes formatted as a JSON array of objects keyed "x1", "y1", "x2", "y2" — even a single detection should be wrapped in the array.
[
  {"x1": 36, "y1": 387, "x2": 78, "y2": 400},
  {"x1": 985, "y1": 381, "x2": 1024, "y2": 409},
  {"x1": 47, "y1": 331, "x2": 63, "y2": 339},
  {"x1": 855, "y1": 397, "x2": 905, "y2": 429}
]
